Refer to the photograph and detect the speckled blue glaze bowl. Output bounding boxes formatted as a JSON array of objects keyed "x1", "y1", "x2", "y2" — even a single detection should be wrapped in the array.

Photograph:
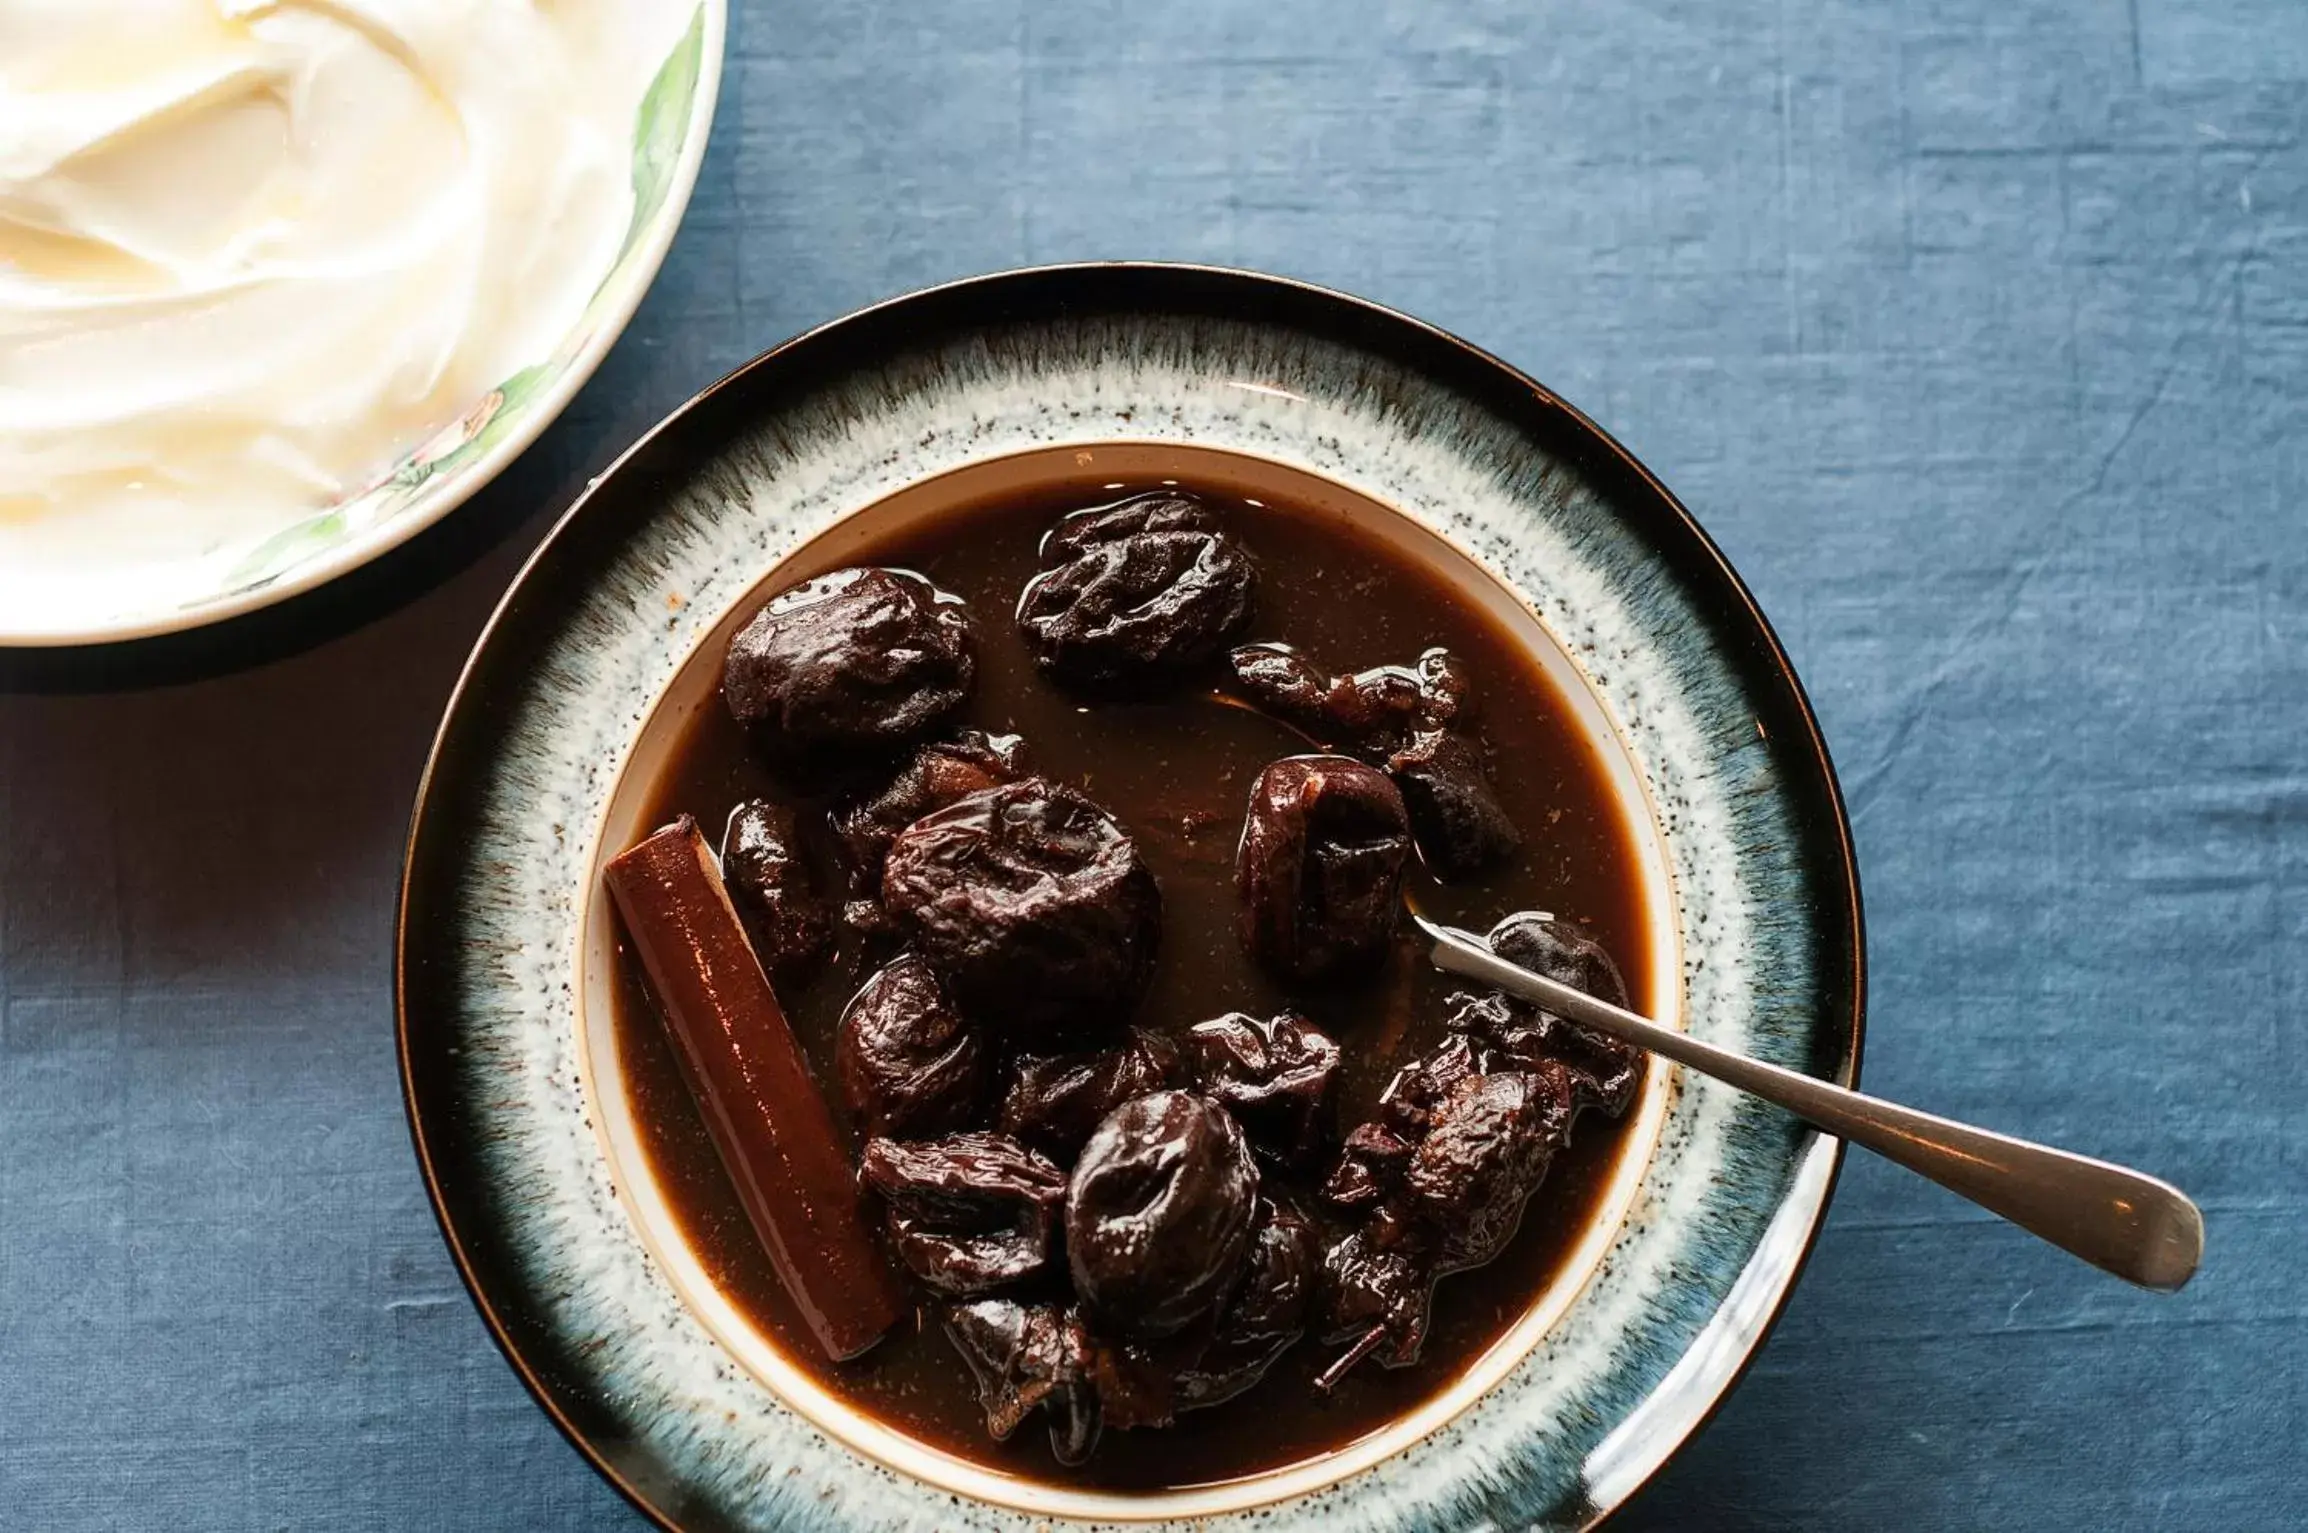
[{"x1": 397, "y1": 265, "x2": 1865, "y2": 1531}]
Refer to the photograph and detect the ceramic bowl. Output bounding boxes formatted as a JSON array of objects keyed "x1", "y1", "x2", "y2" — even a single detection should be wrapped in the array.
[
  {"x1": 4, "y1": 2, "x2": 726, "y2": 649},
  {"x1": 398, "y1": 264, "x2": 1866, "y2": 1531}
]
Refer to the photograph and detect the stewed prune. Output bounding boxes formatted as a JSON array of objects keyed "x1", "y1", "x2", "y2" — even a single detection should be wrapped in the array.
[
  {"x1": 1315, "y1": 1228, "x2": 1432, "y2": 1372},
  {"x1": 1408, "y1": 1066, "x2": 1575, "y2": 1271},
  {"x1": 1186, "y1": 1011, "x2": 1339, "y2": 1166},
  {"x1": 861, "y1": 1133, "x2": 1068, "y2": 1295},
  {"x1": 1373, "y1": 1031, "x2": 1486, "y2": 1137},
  {"x1": 719, "y1": 799, "x2": 834, "y2": 986},
  {"x1": 1449, "y1": 912, "x2": 1642, "y2": 1114},
  {"x1": 724, "y1": 568, "x2": 975, "y2": 760},
  {"x1": 1229, "y1": 642, "x2": 1516, "y2": 878},
  {"x1": 836, "y1": 955, "x2": 988, "y2": 1138},
  {"x1": 1316, "y1": 1053, "x2": 1583, "y2": 1381},
  {"x1": 883, "y1": 778, "x2": 1161, "y2": 1042},
  {"x1": 1236, "y1": 755, "x2": 1410, "y2": 983},
  {"x1": 944, "y1": 1299, "x2": 1102, "y2": 1465},
  {"x1": 1170, "y1": 1197, "x2": 1318, "y2": 1410},
  {"x1": 1386, "y1": 730, "x2": 1522, "y2": 880},
  {"x1": 1065, "y1": 1091, "x2": 1259, "y2": 1339},
  {"x1": 1017, "y1": 495, "x2": 1257, "y2": 686},
  {"x1": 1320, "y1": 1121, "x2": 1413, "y2": 1211},
  {"x1": 999, "y1": 1029, "x2": 1183, "y2": 1161},
  {"x1": 1227, "y1": 643, "x2": 1469, "y2": 753},
  {"x1": 831, "y1": 730, "x2": 1029, "y2": 930}
]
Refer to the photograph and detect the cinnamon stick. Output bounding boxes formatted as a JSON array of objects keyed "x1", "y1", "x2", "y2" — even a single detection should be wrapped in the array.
[{"x1": 605, "y1": 816, "x2": 902, "y2": 1360}]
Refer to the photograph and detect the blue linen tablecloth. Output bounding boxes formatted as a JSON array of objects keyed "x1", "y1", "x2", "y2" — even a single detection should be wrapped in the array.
[{"x1": 3, "y1": 1, "x2": 2303, "y2": 1526}]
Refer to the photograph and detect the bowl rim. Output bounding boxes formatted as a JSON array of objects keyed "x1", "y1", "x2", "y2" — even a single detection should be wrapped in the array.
[
  {"x1": 0, "y1": 0, "x2": 729, "y2": 651},
  {"x1": 396, "y1": 261, "x2": 1868, "y2": 1532}
]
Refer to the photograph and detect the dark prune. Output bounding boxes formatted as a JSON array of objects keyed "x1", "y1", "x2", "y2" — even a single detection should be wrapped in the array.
[
  {"x1": 1171, "y1": 1197, "x2": 1318, "y2": 1410},
  {"x1": 1235, "y1": 755, "x2": 1410, "y2": 983},
  {"x1": 860, "y1": 1133, "x2": 1067, "y2": 1295},
  {"x1": 882, "y1": 778, "x2": 1161, "y2": 1042},
  {"x1": 1387, "y1": 730, "x2": 1522, "y2": 880},
  {"x1": 1320, "y1": 1121, "x2": 1413, "y2": 1210},
  {"x1": 1186, "y1": 1011, "x2": 1338, "y2": 1166},
  {"x1": 1315, "y1": 1228, "x2": 1433, "y2": 1371},
  {"x1": 1406, "y1": 1067, "x2": 1576, "y2": 1272},
  {"x1": 723, "y1": 568, "x2": 974, "y2": 759},
  {"x1": 944, "y1": 1299, "x2": 1101, "y2": 1465},
  {"x1": 1455, "y1": 911, "x2": 1642, "y2": 1114},
  {"x1": 1227, "y1": 643, "x2": 1469, "y2": 754},
  {"x1": 830, "y1": 731, "x2": 1029, "y2": 930},
  {"x1": 1229, "y1": 643, "x2": 1517, "y2": 879},
  {"x1": 719, "y1": 799, "x2": 834, "y2": 986},
  {"x1": 1225, "y1": 643, "x2": 1333, "y2": 731},
  {"x1": 1374, "y1": 1031, "x2": 1487, "y2": 1137},
  {"x1": 998, "y1": 1029, "x2": 1182, "y2": 1161},
  {"x1": 1017, "y1": 495, "x2": 1256, "y2": 686},
  {"x1": 836, "y1": 955, "x2": 988, "y2": 1137},
  {"x1": 1066, "y1": 1091, "x2": 1259, "y2": 1339}
]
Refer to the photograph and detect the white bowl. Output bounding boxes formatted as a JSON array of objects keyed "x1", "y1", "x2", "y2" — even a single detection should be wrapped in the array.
[{"x1": 2, "y1": 1, "x2": 727, "y2": 649}]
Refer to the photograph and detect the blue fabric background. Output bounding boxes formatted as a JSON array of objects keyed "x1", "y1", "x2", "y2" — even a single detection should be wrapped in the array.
[{"x1": 3, "y1": 1, "x2": 2302, "y2": 1526}]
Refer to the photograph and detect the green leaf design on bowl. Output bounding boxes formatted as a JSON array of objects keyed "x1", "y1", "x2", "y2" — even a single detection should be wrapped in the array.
[
  {"x1": 221, "y1": 508, "x2": 350, "y2": 592},
  {"x1": 624, "y1": 6, "x2": 705, "y2": 260},
  {"x1": 206, "y1": 6, "x2": 706, "y2": 612}
]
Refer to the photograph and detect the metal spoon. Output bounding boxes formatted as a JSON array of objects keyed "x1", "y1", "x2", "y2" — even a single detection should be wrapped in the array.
[{"x1": 1414, "y1": 915, "x2": 2204, "y2": 1292}]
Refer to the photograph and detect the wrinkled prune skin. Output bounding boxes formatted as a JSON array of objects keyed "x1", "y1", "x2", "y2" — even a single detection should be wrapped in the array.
[
  {"x1": 1317, "y1": 1042, "x2": 1587, "y2": 1379},
  {"x1": 1320, "y1": 1120, "x2": 1413, "y2": 1211},
  {"x1": 999, "y1": 1029, "x2": 1182, "y2": 1162},
  {"x1": 719, "y1": 799, "x2": 834, "y2": 986},
  {"x1": 1229, "y1": 643, "x2": 1516, "y2": 879},
  {"x1": 882, "y1": 778, "x2": 1161, "y2": 1042},
  {"x1": 1316, "y1": 1228, "x2": 1432, "y2": 1369},
  {"x1": 724, "y1": 568, "x2": 975, "y2": 760},
  {"x1": 1236, "y1": 755, "x2": 1410, "y2": 983},
  {"x1": 1171, "y1": 1197, "x2": 1318, "y2": 1410},
  {"x1": 1408, "y1": 1066, "x2": 1575, "y2": 1271},
  {"x1": 1186, "y1": 1011, "x2": 1339, "y2": 1167},
  {"x1": 860, "y1": 1133, "x2": 1067, "y2": 1295},
  {"x1": 1227, "y1": 643, "x2": 1469, "y2": 754},
  {"x1": 830, "y1": 730, "x2": 1029, "y2": 932},
  {"x1": 944, "y1": 1299, "x2": 1102, "y2": 1465},
  {"x1": 1450, "y1": 912, "x2": 1642, "y2": 1114},
  {"x1": 836, "y1": 955, "x2": 988, "y2": 1138},
  {"x1": 1387, "y1": 731, "x2": 1522, "y2": 880},
  {"x1": 1066, "y1": 1091, "x2": 1259, "y2": 1339},
  {"x1": 1374, "y1": 1031, "x2": 1487, "y2": 1137},
  {"x1": 1017, "y1": 495, "x2": 1257, "y2": 687}
]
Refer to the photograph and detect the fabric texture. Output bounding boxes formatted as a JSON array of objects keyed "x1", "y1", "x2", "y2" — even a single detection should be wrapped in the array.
[{"x1": 1, "y1": 0, "x2": 2301, "y2": 1526}]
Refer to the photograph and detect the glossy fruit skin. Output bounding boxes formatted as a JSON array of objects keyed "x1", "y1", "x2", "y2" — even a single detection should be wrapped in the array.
[
  {"x1": 719, "y1": 798, "x2": 834, "y2": 986},
  {"x1": 724, "y1": 567, "x2": 975, "y2": 759},
  {"x1": 1235, "y1": 754, "x2": 1410, "y2": 983},
  {"x1": 883, "y1": 777, "x2": 1160, "y2": 1043},
  {"x1": 830, "y1": 730, "x2": 1028, "y2": 932},
  {"x1": 999, "y1": 1029, "x2": 1183, "y2": 1162},
  {"x1": 1064, "y1": 1091, "x2": 1260, "y2": 1341},
  {"x1": 860, "y1": 1132, "x2": 1067, "y2": 1295},
  {"x1": 1017, "y1": 495, "x2": 1256, "y2": 687},
  {"x1": 835, "y1": 955, "x2": 987, "y2": 1138},
  {"x1": 943, "y1": 1299, "x2": 1103, "y2": 1466},
  {"x1": 1186, "y1": 1010, "x2": 1339, "y2": 1167}
]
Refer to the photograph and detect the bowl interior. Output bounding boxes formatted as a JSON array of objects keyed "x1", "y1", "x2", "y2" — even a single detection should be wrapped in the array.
[{"x1": 573, "y1": 441, "x2": 1686, "y2": 1521}]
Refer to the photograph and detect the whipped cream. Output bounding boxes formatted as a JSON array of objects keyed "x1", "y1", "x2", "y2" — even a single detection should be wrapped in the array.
[{"x1": 0, "y1": 0, "x2": 680, "y2": 622}]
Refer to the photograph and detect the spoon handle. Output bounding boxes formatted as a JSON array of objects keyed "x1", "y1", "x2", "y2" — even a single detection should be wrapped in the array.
[{"x1": 1419, "y1": 921, "x2": 2203, "y2": 1292}]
